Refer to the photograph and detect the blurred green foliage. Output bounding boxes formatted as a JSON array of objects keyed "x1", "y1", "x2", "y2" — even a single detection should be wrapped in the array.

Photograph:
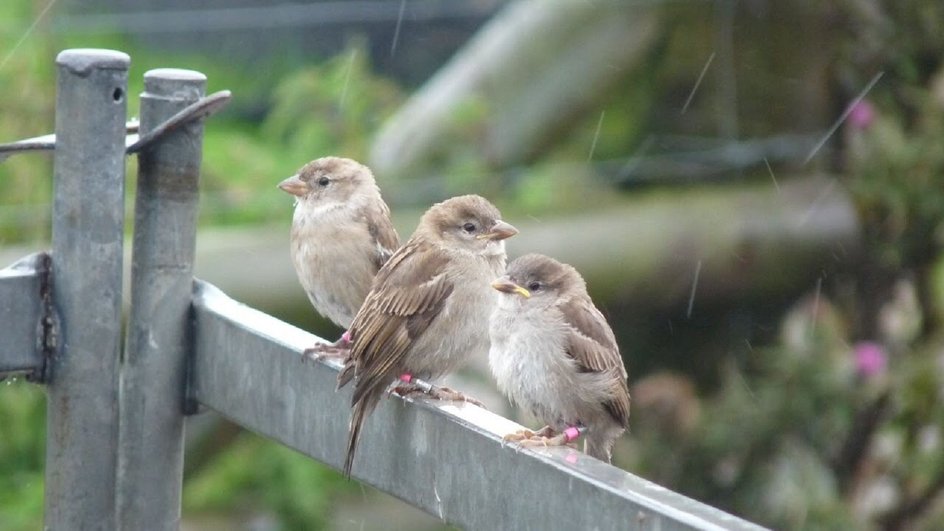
[
  {"x1": 847, "y1": 95, "x2": 944, "y2": 273},
  {"x1": 0, "y1": 1, "x2": 55, "y2": 244},
  {"x1": 620, "y1": 3, "x2": 944, "y2": 527},
  {"x1": 0, "y1": 381, "x2": 45, "y2": 531},
  {"x1": 183, "y1": 431, "x2": 356, "y2": 529},
  {"x1": 196, "y1": 52, "x2": 404, "y2": 228},
  {"x1": 198, "y1": 41, "x2": 404, "y2": 227},
  {"x1": 0, "y1": 16, "x2": 406, "y2": 241},
  {"x1": 0, "y1": 2, "x2": 404, "y2": 530},
  {"x1": 3, "y1": 1, "x2": 944, "y2": 530},
  {"x1": 263, "y1": 43, "x2": 402, "y2": 163},
  {"x1": 627, "y1": 292, "x2": 944, "y2": 530}
]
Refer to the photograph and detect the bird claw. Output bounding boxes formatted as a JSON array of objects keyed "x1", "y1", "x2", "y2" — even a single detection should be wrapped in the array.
[
  {"x1": 393, "y1": 382, "x2": 486, "y2": 408},
  {"x1": 301, "y1": 341, "x2": 350, "y2": 363},
  {"x1": 504, "y1": 426, "x2": 580, "y2": 449},
  {"x1": 502, "y1": 426, "x2": 554, "y2": 443},
  {"x1": 502, "y1": 430, "x2": 537, "y2": 444},
  {"x1": 515, "y1": 434, "x2": 570, "y2": 449}
]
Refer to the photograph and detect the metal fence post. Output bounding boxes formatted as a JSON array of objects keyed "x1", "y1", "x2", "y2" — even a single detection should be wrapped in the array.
[
  {"x1": 117, "y1": 69, "x2": 206, "y2": 529},
  {"x1": 45, "y1": 48, "x2": 129, "y2": 530}
]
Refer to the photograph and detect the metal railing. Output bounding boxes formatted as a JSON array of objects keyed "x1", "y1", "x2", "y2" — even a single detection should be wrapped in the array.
[{"x1": 0, "y1": 48, "x2": 766, "y2": 531}]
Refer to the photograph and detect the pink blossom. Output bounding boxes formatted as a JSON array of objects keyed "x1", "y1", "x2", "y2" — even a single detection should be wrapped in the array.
[
  {"x1": 848, "y1": 100, "x2": 876, "y2": 130},
  {"x1": 854, "y1": 341, "x2": 887, "y2": 378}
]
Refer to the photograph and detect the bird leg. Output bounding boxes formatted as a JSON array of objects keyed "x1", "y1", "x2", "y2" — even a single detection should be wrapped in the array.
[
  {"x1": 508, "y1": 426, "x2": 587, "y2": 449},
  {"x1": 392, "y1": 374, "x2": 486, "y2": 408},
  {"x1": 302, "y1": 330, "x2": 352, "y2": 361}
]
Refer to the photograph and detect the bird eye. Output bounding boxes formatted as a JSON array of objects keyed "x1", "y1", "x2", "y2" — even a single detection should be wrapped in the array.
[
  {"x1": 527, "y1": 281, "x2": 541, "y2": 291},
  {"x1": 462, "y1": 222, "x2": 476, "y2": 233},
  {"x1": 317, "y1": 176, "x2": 330, "y2": 187}
]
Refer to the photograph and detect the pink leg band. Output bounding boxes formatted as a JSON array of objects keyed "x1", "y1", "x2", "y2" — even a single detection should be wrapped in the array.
[
  {"x1": 563, "y1": 426, "x2": 582, "y2": 443},
  {"x1": 341, "y1": 330, "x2": 351, "y2": 343},
  {"x1": 399, "y1": 373, "x2": 413, "y2": 383}
]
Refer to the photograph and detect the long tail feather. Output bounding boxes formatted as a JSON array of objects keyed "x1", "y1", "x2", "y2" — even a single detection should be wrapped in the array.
[
  {"x1": 584, "y1": 433, "x2": 615, "y2": 464},
  {"x1": 343, "y1": 386, "x2": 384, "y2": 477},
  {"x1": 337, "y1": 361, "x2": 356, "y2": 390},
  {"x1": 343, "y1": 401, "x2": 367, "y2": 477}
]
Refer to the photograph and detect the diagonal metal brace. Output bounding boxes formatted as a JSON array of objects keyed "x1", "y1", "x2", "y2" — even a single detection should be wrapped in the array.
[
  {"x1": 126, "y1": 89, "x2": 230, "y2": 153},
  {"x1": 0, "y1": 90, "x2": 231, "y2": 163}
]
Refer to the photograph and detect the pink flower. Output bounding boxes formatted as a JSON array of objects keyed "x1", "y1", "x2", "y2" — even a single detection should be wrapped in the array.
[
  {"x1": 848, "y1": 100, "x2": 876, "y2": 130},
  {"x1": 854, "y1": 341, "x2": 887, "y2": 378}
]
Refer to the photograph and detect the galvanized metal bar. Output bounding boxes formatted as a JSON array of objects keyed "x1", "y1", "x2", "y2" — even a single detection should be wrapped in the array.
[
  {"x1": 45, "y1": 48, "x2": 129, "y2": 531},
  {"x1": 0, "y1": 253, "x2": 49, "y2": 377},
  {"x1": 116, "y1": 68, "x2": 207, "y2": 530},
  {"x1": 125, "y1": 89, "x2": 229, "y2": 154},
  {"x1": 190, "y1": 281, "x2": 766, "y2": 531},
  {"x1": 0, "y1": 90, "x2": 229, "y2": 163},
  {"x1": 0, "y1": 122, "x2": 137, "y2": 163}
]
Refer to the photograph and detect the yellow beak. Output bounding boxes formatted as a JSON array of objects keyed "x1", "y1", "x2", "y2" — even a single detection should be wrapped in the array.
[{"x1": 491, "y1": 279, "x2": 530, "y2": 298}]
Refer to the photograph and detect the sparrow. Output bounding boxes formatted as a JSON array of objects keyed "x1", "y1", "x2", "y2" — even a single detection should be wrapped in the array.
[
  {"x1": 278, "y1": 157, "x2": 400, "y2": 352},
  {"x1": 337, "y1": 194, "x2": 518, "y2": 476},
  {"x1": 488, "y1": 253, "x2": 630, "y2": 463}
]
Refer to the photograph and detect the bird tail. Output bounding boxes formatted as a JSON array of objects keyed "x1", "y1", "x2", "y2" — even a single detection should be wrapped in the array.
[
  {"x1": 343, "y1": 401, "x2": 366, "y2": 477},
  {"x1": 584, "y1": 432, "x2": 615, "y2": 464},
  {"x1": 343, "y1": 388, "x2": 382, "y2": 477},
  {"x1": 337, "y1": 361, "x2": 356, "y2": 390}
]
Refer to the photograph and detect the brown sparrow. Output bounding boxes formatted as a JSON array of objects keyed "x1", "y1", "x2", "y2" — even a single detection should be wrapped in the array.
[
  {"x1": 337, "y1": 194, "x2": 517, "y2": 476},
  {"x1": 489, "y1": 253, "x2": 630, "y2": 463},
  {"x1": 279, "y1": 157, "x2": 399, "y2": 352}
]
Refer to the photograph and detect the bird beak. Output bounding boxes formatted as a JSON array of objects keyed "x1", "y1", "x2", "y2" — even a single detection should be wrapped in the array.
[
  {"x1": 479, "y1": 220, "x2": 518, "y2": 241},
  {"x1": 492, "y1": 279, "x2": 530, "y2": 298},
  {"x1": 278, "y1": 174, "x2": 310, "y2": 197}
]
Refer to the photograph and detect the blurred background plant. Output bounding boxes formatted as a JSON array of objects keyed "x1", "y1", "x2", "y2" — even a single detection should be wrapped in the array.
[{"x1": 2, "y1": 0, "x2": 944, "y2": 530}]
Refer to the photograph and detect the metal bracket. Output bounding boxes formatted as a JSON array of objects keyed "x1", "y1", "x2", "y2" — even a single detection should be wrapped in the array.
[
  {"x1": 0, "y1": 251, "x2": 56, "y2": 382},
  {"x1": 34, "y1": 251, "x2": 57, "y2": 384},
  {"x1": 0, "y1": 90, "x2": 231, "y2": 163}
]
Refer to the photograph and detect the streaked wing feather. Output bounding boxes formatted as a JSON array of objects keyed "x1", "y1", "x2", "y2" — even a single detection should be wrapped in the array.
[
  {"x1": 560, "y1": 296, "x2": 631, "y2": 427},
  {"x1": 343, "y1": 239, "x2": 453, "y2": 403},
  {"x1": 560, "y1": 297, "x2": 622, "y2": 373},
  {"x1": 363, "y1": 201, "x2": 400, "y2": 269}
]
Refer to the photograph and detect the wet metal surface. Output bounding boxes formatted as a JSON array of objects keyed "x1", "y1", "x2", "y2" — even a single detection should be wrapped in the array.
[
  {"x1": 0, "y1": 253, "x2": 47, "y2": 377},
  {"x1": 191, "y1": 280, "x2": 767, "y2": 531},
  {"x1": 44, "y1": 48, "x2": 129, "y2": 530},
  {"x1": 116, "y1": 68, "x2": 208, "y2": 531}
]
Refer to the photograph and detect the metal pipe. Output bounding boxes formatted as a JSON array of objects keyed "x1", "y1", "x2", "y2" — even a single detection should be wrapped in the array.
[
  {"x1": 117, "y1": 68, "x2": 206, "y2": 530},
  {"x1": 45, "y1": 48, "x2": 130, "y2": 530}
]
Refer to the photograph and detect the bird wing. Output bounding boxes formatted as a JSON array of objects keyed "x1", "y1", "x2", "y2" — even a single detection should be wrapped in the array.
[
  {"x1": 362, "y1": 200, "x2": 400, "y2": 268},
  {"x1": 559, "y1": 296, "x2": 631, "y2": 428},
  {"x1": 339, "y1": 237, "x2": 453, "y2": 405}
]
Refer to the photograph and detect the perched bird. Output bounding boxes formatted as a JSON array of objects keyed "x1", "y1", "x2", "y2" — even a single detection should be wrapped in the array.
[
  {"x1": 337, "y1": 194, "x2": 518, "y2": 476},
  {"x1": 278, "y1": 157, "x2": 399, "y2": 352},
  {"x1": 488, "y1": 254, "x2": 630, "y2": 463}
]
